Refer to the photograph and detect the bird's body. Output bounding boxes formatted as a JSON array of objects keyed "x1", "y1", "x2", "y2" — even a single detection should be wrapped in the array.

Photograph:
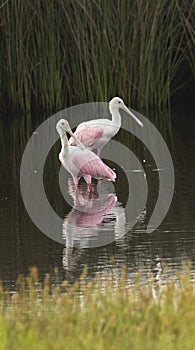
[
  {"x1": 56, "y1": 119, "x2": 116, "y2": 191},
  {"x1": 69, "y1": 119, "x2": 118, "y2": 155},
  {"x1": 69, "y1": 97, "x2": 143, "y2": 156}
]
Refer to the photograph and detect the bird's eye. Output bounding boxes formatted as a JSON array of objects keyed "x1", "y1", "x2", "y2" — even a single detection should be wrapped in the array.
[
  {"x1": 62, "y1": 122, "x2": 65, "y2": 125},
  {"x1": 118, "y1": 101, "x2": 121, "y2": 104}
]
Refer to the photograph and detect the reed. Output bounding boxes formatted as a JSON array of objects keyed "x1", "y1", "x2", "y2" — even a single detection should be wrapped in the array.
[
  {"x1": 0, "y1": 264, "x2": 195, "y2": 349},
  {"x1": 0, "y1": 0, "x2": 194, "y2": 113}
]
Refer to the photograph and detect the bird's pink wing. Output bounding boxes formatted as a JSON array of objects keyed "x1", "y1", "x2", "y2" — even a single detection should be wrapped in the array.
[
  {"x1": 73, "y1": 151, "x2": 116, "y2": 180},
  {"x1": 68, "y1": 126, "x2": 103, "y2": 147}
]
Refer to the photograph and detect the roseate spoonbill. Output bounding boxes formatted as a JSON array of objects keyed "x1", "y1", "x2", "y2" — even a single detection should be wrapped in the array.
[
  {"x1": 56, "y1": 119, "x2": 116, "y2": 191},
  {"x1": 68, "y1": 97, "x2": 143, "y2": 156}
]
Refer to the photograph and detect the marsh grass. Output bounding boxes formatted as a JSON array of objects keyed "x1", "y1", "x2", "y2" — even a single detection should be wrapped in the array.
[
  {"x1": 0, "y1": 0, "x2": 194, "y2": 113},
  {"x1": 0, "y1": 263, "x2": 195, "y2": 349}
]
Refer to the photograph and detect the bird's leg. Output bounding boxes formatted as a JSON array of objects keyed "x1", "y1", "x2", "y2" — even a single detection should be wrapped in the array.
[
  {"x1": 84, "y1": 175, "x2": 93, "y2": 192},
  {"x1": 88, "y1": 183, "x2": 93, "y2": 193},
  {"x1": 73, "y1": 177, "x2": 79, "y2": 191}
]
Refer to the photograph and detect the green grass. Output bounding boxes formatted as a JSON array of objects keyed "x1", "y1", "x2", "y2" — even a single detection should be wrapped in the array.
[
  {"x1": 0, "y1": 264, "x2": 195, "y2": 350},
  {"x1": 0, "y1": 0, "x2": 194, "y2": 112}
]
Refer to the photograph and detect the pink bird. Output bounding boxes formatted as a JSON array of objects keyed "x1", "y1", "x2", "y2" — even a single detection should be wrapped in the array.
[
  {"x1": 68, "y1": 96, "x2": 143, "y2": 156},
  {"x1": 56, "y1": 119, "x2": 116, "y2": 191}
]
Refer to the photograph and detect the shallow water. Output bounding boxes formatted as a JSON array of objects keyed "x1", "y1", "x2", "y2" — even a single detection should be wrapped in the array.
[{"x1": 0, "y1": 108, "x2": 195, "y2": 289}]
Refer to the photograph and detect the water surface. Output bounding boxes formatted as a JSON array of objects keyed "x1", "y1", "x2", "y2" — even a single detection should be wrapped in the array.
[{"x1": 0, "y1": 109, "x2": 195, "y2": 289}]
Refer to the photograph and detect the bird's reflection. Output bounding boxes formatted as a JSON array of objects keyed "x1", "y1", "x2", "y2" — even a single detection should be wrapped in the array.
[{"x1": 62, "y1": 180, "x2": 127, "y2": 270}]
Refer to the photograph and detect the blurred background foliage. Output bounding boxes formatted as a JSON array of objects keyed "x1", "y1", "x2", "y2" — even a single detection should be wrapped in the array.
[{"x1": 0, "y1": 0, "x2": 194, "y2": 113}]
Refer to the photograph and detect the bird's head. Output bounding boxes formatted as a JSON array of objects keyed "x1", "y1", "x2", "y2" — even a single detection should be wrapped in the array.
[
  {"x1": 109, "y1": 96, "x2": 143, "y2": 127},
  {"x1": 56, "y1": 119, "x2": 72, "y2": 136},
  {"x1": 109, "y1": 97, "x2": 125, "y2": 110},
  {"x1": 56, "y1": 119, "x2": 85, "y2": 150}
]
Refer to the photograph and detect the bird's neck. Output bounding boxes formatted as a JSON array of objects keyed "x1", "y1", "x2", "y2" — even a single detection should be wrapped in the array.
[
  {"x1": 60, "y1": 133, "x2": 69, "y2": 153},
  {"x1": 109, "y1": 107, "x2": 121, "y2": 129}
]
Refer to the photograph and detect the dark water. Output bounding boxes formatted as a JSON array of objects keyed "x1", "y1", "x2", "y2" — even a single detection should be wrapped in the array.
[{"x1": 0, "y1": 108, "x2": 195, "y2": 289}]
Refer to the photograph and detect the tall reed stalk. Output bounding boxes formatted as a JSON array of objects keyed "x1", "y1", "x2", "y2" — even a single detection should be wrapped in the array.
[{"x1": 0, "y1": 0, "x2": 194, "y2": 112}]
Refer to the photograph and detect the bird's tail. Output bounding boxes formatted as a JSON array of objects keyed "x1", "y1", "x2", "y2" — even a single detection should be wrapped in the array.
[{"x1": 105, "y1": 165, "x2": 117, "y2": 181}]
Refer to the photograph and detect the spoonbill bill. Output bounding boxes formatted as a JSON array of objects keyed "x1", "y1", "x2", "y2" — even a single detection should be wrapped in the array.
[
  {"x1": 68, "y1": 97, "x2": 143, "y2": 156},
  {"x1": 56, "y1": 119, "x2": 116, "y2": 191}
]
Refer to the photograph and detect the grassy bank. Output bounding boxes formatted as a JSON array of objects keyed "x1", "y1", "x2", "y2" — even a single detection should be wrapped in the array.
[
  {"x1": 0, "y1": 0, "x2": 194, "y2": 112},
  {"x1": 0, "y1": 265, "x2": 195, "y2": 350}
]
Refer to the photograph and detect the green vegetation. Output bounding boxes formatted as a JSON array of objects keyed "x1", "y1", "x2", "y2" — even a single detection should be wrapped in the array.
[
  {"x1": 0, "y1": 264, "x2": 195, "y2": 350},
  {"x1": 0, "y1": 0, "x2": 194, "y2": 112}
]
